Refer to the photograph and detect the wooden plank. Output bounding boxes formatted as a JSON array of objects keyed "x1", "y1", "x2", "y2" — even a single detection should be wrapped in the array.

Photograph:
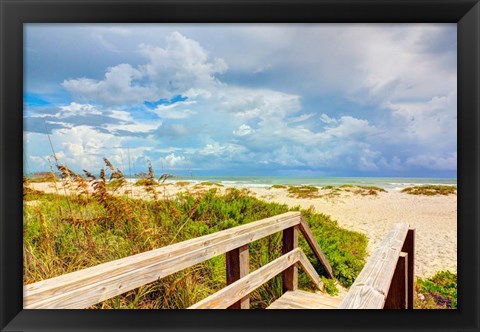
[
  {"x1": 384, "y1": 252, "x2": 408, "y2": 309},
  {"x1": 353, "y1": 223, "x2": 409, "y2": 295},
  {"x1": 283, "y1": 290, "x2": 342, "y2": 308},
  {"x1": 188, "y1": 249, "x2": 302, "y2": 309},
  {"x1": 297, "y1": 250, "x2": 324, "y2": 291},
  {"x1": 24, "y1": 211, "x2": 301, "y2": 309},
  {"x1": 338, "y1": 285, "x2": 386, "y2": 309},
  {"x1": 267, "y1": 290, "x2": 341, "y2": 309},
  {"x1": 226, "y1": 245, "x2": 249, "y2": 309},
  {"x1": 267, "y1": 298, "x2": 310, "y2": 309},
  {"x1": 299, "y1": 216, "x2": 334, "y2": 279},
  {"x1": 339, "y1": 223, "x2": 409, "y2": 309},
  {"x1": 282, "y1": 226, "x2": 298, "y2": 292},
  {"x1": 401, "y1": 228, "x2": 415, "y2": 309}
]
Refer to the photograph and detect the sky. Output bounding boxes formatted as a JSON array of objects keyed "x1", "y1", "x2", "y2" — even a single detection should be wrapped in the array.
[{"x1": 23, "y1": 24, "x2": 457, "y2": 178}]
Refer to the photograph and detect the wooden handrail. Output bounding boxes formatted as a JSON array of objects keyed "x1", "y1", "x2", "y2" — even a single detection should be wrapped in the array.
[
  {"x1": 339, "y1": 223, "x2": 414, "y2": 309},
  {"x1": 24, "y1": 211, "x2": 333, "y2": 309},
  {"x1": 299, "y1": 216, "x2": 334, "y2": 278},
  {"x1": 24, "y1": 212, "x2": 301, "y2": 308},
  {"x1": 189, "y1": 248, "x2": 302, "y2": 309},
  {"x1": 189, "y1": 248, "x2": 323, "y2": 309},
  {"x1": 226, "y1": 244, "x2": 250, "y2": 309},
  {"x1": 297, "y1": 249, "x2": 324, "y2": 290}
]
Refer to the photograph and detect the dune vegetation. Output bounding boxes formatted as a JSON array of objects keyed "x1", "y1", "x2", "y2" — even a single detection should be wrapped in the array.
[
  {"x1": 23, "y1": 158, "x2": 368, "y2": 309},
  {"x1": 285, "y1": 184, "x2": 386, "y2": 199},
  {"x1": 287, "y1": 185, "x2": 320, "y2": 199},
  {"x1": 401, "y1": 185, "x2": 457, "y2": 196},
  {"x1": 270, "y1": 184, "x2": 287, "y2": 189},
  {"x1": 414, "y1": 271, "x2": 457, "y2": 309},
  {"x1": 194, "y1": 181, "x2": 224, "y2": 188},
  {"x1": 339, "y1": 184, "x2": 386, "y2": 196}
]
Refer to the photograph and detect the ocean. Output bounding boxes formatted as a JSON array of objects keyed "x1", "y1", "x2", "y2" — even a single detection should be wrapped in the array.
[{"x1": 152, "y1": 176, "x2": 457, "y2": 191}]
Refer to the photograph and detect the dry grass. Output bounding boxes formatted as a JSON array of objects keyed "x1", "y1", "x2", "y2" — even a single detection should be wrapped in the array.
[
  {"x1": 194, "y1": 182, "x2": 224, "y2": 189},
  {"x1": 401, "y1": 185, "x2": 456, "y2": 196},
  {"x1": 287, "y1": 185, "x2": 320, "y2": 199},
  {"x1": 27, "y1": 172, "x2": 58, "y2": 183},
  {"x1": 340, "y1": 184, "x2": 386, "y2": 196},
  {"x1": 175, "y1": 181, "x2": 191, "y2": 187}
]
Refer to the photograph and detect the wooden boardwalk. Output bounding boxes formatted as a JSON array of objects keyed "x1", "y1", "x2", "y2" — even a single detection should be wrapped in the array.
[
  {"x1": 268, "y1": 290, "x2": 342, "y2": 309},
  {"x1": 23, "y1": 212, "x2": 414, "y2": 310}
]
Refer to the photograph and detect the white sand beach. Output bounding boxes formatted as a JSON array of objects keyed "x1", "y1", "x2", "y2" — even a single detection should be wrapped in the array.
[
  {"x1": 29, "y1": 181, "x2": 457, "y2": 278},
  {"x1": 253, "y1": 187, "x2": 457, "y2": 278}
]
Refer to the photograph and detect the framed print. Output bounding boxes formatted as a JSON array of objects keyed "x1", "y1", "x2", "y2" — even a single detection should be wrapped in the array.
[{"x1": 1, "y1": 0, "x2": 479, "y2": 331}]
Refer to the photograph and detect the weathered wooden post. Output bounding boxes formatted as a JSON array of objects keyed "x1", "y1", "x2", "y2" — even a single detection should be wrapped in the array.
[
  {"x1": 282, "y1": 225, "x2": 299, "y2": 293},
  {"x1": 401, "y1": 228, "x2": 415, "y2": 309},
  {"x1": 226, "y1": 244, "x2": 250, "y2": 309},
  {"x1": 384, "y1": 252, "x2": 408, "y2": 308}
]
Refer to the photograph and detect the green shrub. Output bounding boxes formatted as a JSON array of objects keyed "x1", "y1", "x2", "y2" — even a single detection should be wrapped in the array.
[
  {"x1": 321, "y1": 276, "x2": 339, "y2": 296},
  {"x1": 415, "y1": 271, "x2": 457, "y2": 309}
]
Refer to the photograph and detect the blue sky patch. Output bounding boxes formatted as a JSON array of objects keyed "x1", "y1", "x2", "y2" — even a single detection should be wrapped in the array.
[{"x1": 144, "y1": 95, "x2": 188, "y2": 109}]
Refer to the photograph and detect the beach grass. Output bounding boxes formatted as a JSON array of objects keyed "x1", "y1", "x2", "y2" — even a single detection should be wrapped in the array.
[
  {"x1": 134, "y1": 178, "x2": 158, "y2": 186},
  {"x1": 401, "y1": 185, "x2": 457, "y2": 196},
  {"x1": 270, "y1": 184, "x2": 287, "y2": 189},
  {"x1": 287, "y1": 185, "x2": 320, "y2": 198},
  {"x1": 23, "y1": 188, "x2": 367, "y2": 308},
  {"x1": 321, "y1": 185, "x2": 336, "y2": 190},
  {"x1": 194, "y1": 181, "x2": 224, "y2": 188},
  {"x1": 339, "y1": 184, "x2": 386, "y2": 196},
  {"x1": 23, "y1": 159, "x2": 368, "y2": 309}
]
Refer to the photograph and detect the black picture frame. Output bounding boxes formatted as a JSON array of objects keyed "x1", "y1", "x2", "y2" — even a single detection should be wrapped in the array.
[{"x1": 1, "y1": 0, "x2": 479, "y2": 331}]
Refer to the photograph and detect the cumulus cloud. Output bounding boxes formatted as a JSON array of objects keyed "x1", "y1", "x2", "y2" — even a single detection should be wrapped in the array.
[
  {"x1": 383, "y1": 90, "x2": 457, "y2": 167},
  {"x1": 405, "y1": 152, "x2": 457, "y2": 171},
  {"x1": 223, "y1": 87, "x2": 301, "y2": 119},
  {"x1": 63, "y1": 64, "x2": 152, "y2": 105},
  {"x1": 63, "y1": 32, "x2": 227, "y2": 106},
  {"x1": 233, "y1": 124, "x2": 254, "y2": 136},
  {"x1": 289, "y1": 113, "x2": 315, "y2": 123},
  {"x1": 139, "y1": 32, "x2": 227, "y2": 95},
  {"x1": 153, "y1": 124, "x2": 189, "y2": 139},
  {"x1": 321, "y1": 116, "x2": 382, "y2": 142},
  {"x1": 28, "y1": 155, "x2": 51, "y2": 170},
  {"x1": 319, "y1": 113, "x2": 337, "y2": 124},
  {"x1": 198, "y1": 142, "x2": 247, "y2": 157},
  {"x1": 159, "y1": 153, "x2": 186, "y2": 168},
  {"x1": 151, "y1": 100, "x2": 197, "y2": 119}
]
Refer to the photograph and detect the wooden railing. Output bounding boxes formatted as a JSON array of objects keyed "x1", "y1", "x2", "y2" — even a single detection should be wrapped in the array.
[
  {"x1": 24, "y1": 211, "x2": 333, "y2": 309},
  {"x1": 189, "y1": 248, "x2": 323, "y2": 309},
  {"x1": 24, "y1": 212, "x2": 414, "y2": 310},
  {"x1": 339, "y1": 223, "x2": 415, "y2": 309}
]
